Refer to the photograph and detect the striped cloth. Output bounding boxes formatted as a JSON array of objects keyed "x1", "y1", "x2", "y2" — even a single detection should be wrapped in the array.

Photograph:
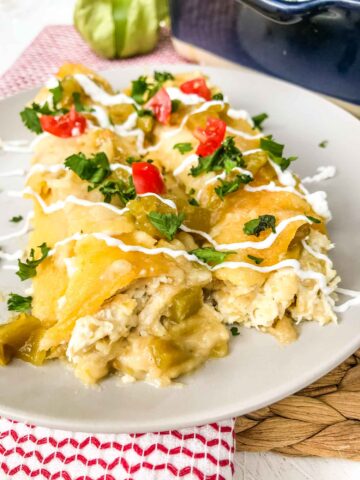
[{"x1": 0, "y1": 25, "x2": 235, "y2": 480}]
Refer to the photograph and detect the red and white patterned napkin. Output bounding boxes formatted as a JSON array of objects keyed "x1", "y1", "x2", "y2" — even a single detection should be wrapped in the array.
[{"x1": 0, "y1": 25, "x2": 235, "y2": 479}]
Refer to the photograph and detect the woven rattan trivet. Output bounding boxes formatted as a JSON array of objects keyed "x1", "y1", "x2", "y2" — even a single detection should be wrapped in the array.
[{"x1": 235, "y1": 349, "x2": 360, "y2": 460}]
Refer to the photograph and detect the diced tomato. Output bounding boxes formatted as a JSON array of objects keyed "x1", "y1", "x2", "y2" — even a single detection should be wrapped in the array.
[
  {"x1": 194, "y1": 117, "x2": 227, "y2": 157},
  {"x1": 39, "y1": 106, "x2": 87, "y2": 138},
  {"x1": 132, "y1": 162, "x2": 166, "y2": 195},
  {"x1": 146, "y1": 88, "x2": 171, "y2": 124},
  {"x1": 179, "y1": 78, "x2": 211, "y2": 101}
]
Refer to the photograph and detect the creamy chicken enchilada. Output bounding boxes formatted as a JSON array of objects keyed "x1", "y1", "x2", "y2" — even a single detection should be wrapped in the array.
[{"x1": 0, "y1": 64, "x2": 354, "y2": 387}]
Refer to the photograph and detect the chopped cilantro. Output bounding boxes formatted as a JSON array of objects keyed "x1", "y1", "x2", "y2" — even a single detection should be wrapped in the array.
[
  {"x1": 188, "y1": 197, "x2": 199, "y2": 206},
  {"x1": 252, "y1": 113, "x2": 268, "y2": 131},
  {"x1": 230, "y1": 326, "x2": 240, "y2": 336},
  {"x1": 99, "y1": 178, "x2": 136, "y2": 205},
  {"x1": 260, "y1": 136, "x2": 297, "y2": 171},
  {"x1": 319, "y1": 140, "x2": 328, "y2": 148},
  {"x1": 20, "y1": 107, "x2": 42, "y2": 134},
  {"x1": 130, "y1": 76, "x2": 150, "y2": 104},
  {"x1": 214, "y1": 174, "x2": 252, "y2": 200},
  {"x1": 243, "y1": 215, "x2": 276, "y2": 237},
  {"x1": 247, "y1": 254, "x2": 264, "y2": 265},
  {"x1": 154, "y1": 71, "x2": 174, "y2": 83},
  {"x1": 72, "y1": 92, "x2": 93, "y2": 113},
  {"x1": 173, "y1": 143, "x2": 193, "y2": 154},
  {"x1": 190, "y1": 137, "x2": 245, "y2": 177},
  {"x1": 171, "y1": 99, "x2": 181, "y2": 113},
  {"x1": 49, "y1": 83, "x2": 63, "y2": 106},
  {"x1": 9, "y1": 215, "x2": 23, "y2": 223},
  {"x1": 17, "y1": 243, "x2": 50, "y2": 281},
  {"x1": 306, "y1": 215, "x2": 321, "y2": 224},
  {"x1": 189, "y1": 188, "x2": 196, "y2": 195},
  {"x1": 148, "y1": 212, "x2": 185, "y2": 241},
  {"x1": 7, "y1": 293, "x2": 32, "y2": 312},
  {"x1": 212, "y1": 93, "x2": 224, "y2": 101},
  {"x1": 190, "y1": 247, "x2": 235, "y2": 266},
  {"x1": 65, "y1": 152, "x2": 111, "y2": 189}
]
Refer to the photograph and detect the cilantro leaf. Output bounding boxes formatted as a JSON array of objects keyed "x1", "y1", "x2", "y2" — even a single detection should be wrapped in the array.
[
  {"x1": 20, "y1": 107, "x2": 42, "y2": 134},
  {"x1": 190, "y1": 247, "x2": 235, "y2": 266},
  {"x1": 133, "y1": 104, "x2": 153, "y2": 117},
  {"x1": 154, "y1": 71, "x2": 174, "y2": 83},
  {"x1": 319, "y1": 140, "x2": 328, "y2": 148},
  {"x1": 9, "y1": 215, "x2": 23, "y2": 223},
  {"x1": 230, "y1": 326, "x2": 240, "y2": 336},
  {"x1": 260, "y1": 136, "x2": 297, "y2": 171},
  {"x1": 131, "y1": 76, "x2": 151, "y2": 104},
  {"x1": 212, "y1": 93, "x2": 224, "y2": 101},
  {"x1": 99, "y1": 178, "x2": 136, "y2": 205},
  {"x1": 214, "y1": 174, "x2": 252, "y2": 200},
  {"x1": 188, "y1": 197, "x2": 199, "y2": 206},
  {"x1": 171, "y1": 99, "x2": 181, "y2": 113},
  {"x1": 190, "y1": 137, "x2": 245, "y2": 177},
  {"x1": 65, "y1": 152, "x2": 111, "y2": 189},
  {"x1": 173, "y1": 143, "x2": 193, "y2": 154},
  {"x1": 148, "y1": 212, "x2": 185, "y2": 241},
  {"x1": 243, "y1": 215, "x2": 276, "y2": 237},
  {"x1": 17, "y1": 243, "x2": 50, "y2": 281},
  {"x1": 252, "y1": 113, "x2": 268, "y2": 131},
  {"x1": 49, "y1": 83, "x2": 63, "y2": 106},
  {"x1": 7, "y1": 293, "x2": 32, "y2": 312},
  {"x1": 72, "y1": 92, "x2": 93, "y2": 113},
  {"x1": 306, "y1": 215, "x2": 321, "y2": 224},
  {"x1": 247, "y1": 254, "x2": 264, "y2": 265}
]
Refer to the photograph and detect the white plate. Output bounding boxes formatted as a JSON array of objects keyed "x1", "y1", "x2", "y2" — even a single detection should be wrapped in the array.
[{"x1": 0, "y1": 65, "x2": 359, "y2": 433}]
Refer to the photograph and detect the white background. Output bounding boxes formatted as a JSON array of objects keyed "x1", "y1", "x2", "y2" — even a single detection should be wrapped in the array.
[{"x1": 0, "y1": 0, "x2": 359, "y2": 478}]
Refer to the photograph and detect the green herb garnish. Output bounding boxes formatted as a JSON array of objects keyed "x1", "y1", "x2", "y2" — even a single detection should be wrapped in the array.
[
  {"x1": 49, "y1": 83, "x2": 63, "y2": 107},
  {"x1": 148, "y1": 212, "x2": 185, "y2": 241},
  {"x1": 173, "y1": 143, "x2": 193, "y2": 154},
  {"x1": 154, "y1": 71, "x2": 174, "y2": 83},
  {"x1": 319, "y1": 140, "x2": 328, "y2": 148},
  {"x1": 306, "y1": 215, "x2": 321, "y2": 224},
  {"x1": 7, "y1": 293, "x2": 32, "y2": 312},
  {"x1": 72, "y1": 92, "x2": 93, "y2": 113},
  {"x1": 243, "y1": 215, "x2": 276, "y2": 237},
  {"x1": 188, "y1": 197, "x2": 199, "y2": 206},
  {"x1": 252, "y1": 113, "x2": 268, "y2": 131},
  {"x1": 260, "y1": 136, "x2": 297, "y2": 171},
  {"x1": 65, "y1": 152, "x2": 111, "y2": 190},
  {"x1": 247, "y1": 254, "x2": 264, "y2": 265},
  {"x1": 171, "y1": 99, "x2": 181, "y2": 113},
  {"x1": 99, "y1": 178, "x2": 136, "y2": 205},
  {"x1": 17, "y1": 243, "x2": 50, "y2": 281},
  {"x1": 215, "y1": 174, "x2": 252, "y2": 200},
  {"x1": 20, "y1": 107, "x2": 43, "y2": 134},
  {"x1": 190, "y1": 137, "x2": 245, "y2": 177},
  {"x1": 130, "y1": 76, "x2": 150, "y2": 104},
  {"x1": 9, "y1": 215, "x2": 23, "y2": 223},
  {"x1": 190, "y1": 247, "x2": 235, "y2": 266},
  {"x1": 212, "y1": 93, "x2": 224, "y2": 101},
  {"x1": 230, "y1": 326, "x2": 240, "y2": 336}
]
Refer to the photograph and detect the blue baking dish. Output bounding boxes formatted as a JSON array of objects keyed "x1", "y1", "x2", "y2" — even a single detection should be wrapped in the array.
[{"x1": 169, "y1": 0, "x2": 360, "y2": 105}]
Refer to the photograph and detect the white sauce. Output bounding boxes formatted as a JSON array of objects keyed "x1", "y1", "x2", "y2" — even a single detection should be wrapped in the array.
[
  {"x1": 173, "y1": 154, "x2": 198, "y2": 176},
  {"x1": 0, "y1": 139, "x2": 33, "y2": 154},
  {"x1": 302, "y1": 166, "x2": 336, "y2": 184},
  {"x1": 0, "y1": 249, "x2": 22, "y2": 261},
  {"x1": 269, "y1": 160, "x2": 296, "y2": 187},
  {"x1": 90, "y1": 105, "x2": 112, "y2": 129},
  {"x1": 74, "y1": 74, "x2": 137, "y2": 107},
  {"x1": 301, "y1": 240, "x2": 333, "y2": 267},
  {"x1": 166, "y1": 87, "x2": 205, "y2": 105},
  {"x1": 8, "y1": 188, "x2": 129, "y2": 216},
  {"x1": 227, "y1": 108, "x2": 254, "y2": 126}
]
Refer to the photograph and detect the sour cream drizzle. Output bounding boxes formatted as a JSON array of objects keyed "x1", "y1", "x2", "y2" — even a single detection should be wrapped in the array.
[
  {"x1": 302, "y1": 166, "x2": 336, "y2": 184},
  {"x1": 74, "y1": 74, "x2": 138, "y2": 107}
]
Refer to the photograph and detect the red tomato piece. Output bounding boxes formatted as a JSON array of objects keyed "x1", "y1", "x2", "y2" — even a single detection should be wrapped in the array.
[
  {"x1": 39, "y1": 106, "x2": 87, "y2": 138},
  {"x1": 179, "y1": 77, "x2": 211, "y2": 101},
  {"x1": 146, "y1": 88, "x2": 171, "y2": 124},
  {"x1": 132, "y1": 162, "x2": 166, "y2": 195},
  {"x1": 194, "y1": 117, "x2": 227, "y2": 157}
]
